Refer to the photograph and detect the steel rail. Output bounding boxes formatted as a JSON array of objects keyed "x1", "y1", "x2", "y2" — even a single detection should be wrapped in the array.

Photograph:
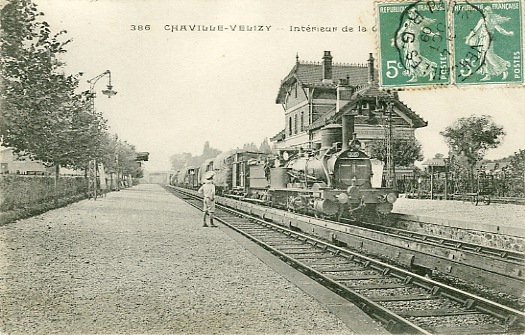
[
  {"x1": 358, "y1": 220, "x2": 524, "y2": 263},
  {"x1": 200, "y1": 187, "x2": 524, "y2": 296},
  {"x1": 167, "y1": 186, "x2": 525, "y2": 334}
]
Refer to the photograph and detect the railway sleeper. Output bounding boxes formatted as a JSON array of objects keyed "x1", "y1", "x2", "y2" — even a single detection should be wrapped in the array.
[
  {"x1": 325, "y1": 274, "x2": 385, "y2": 280},
  {"x1": 313, "y1": 266, "x2": 364, "y2": 272},
  {"x1": 293, "y1": 255, "x2": 334, "y2": 261},
  {"x1": 395, "y1": 308, "x2": 481, "y2": 317},
  {"x1": 429, "y1": 324, "x2": 517, "y2": 335},
  {"x1": 284, "y1": 250, "x2": 327, "y2": 254},
  {"x1": 346, "y1": 283, "x2": 407, "y2": 290},
  {"x1": 369, "y1": 295, "x2": 439, "y2": 302}
]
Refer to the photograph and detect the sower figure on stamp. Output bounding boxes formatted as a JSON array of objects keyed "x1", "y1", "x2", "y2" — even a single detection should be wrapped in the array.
[
  {"x1": 198, "y1": 171, "x2": 217, "y2": 227},
  {"x1": 465, "y1": 6, "x2": 514, "y2": 81}
]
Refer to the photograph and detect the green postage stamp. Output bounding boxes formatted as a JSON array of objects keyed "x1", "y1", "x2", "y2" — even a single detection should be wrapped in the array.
[
  {"x1": 377, "y1": 0, "x2": 523, "y2": 88},
  {"x1": 454, "y1": 1, "x2": 522, "y2": 85},
  {"x1": 377, "y1": 1, "x2": 451, "y2": 87}
]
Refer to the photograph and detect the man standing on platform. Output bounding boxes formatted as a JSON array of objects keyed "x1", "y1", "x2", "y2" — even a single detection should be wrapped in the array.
[{"x1": 198, "y1": 171, "x2": 217, "y2": 227}]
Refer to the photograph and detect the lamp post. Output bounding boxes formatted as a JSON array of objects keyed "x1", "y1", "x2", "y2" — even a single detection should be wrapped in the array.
[{"x1": 86, "y1": 70, "x2": 117, "y2": 200}]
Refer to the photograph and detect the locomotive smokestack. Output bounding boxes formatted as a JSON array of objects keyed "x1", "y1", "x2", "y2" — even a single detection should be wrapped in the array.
[{"x1": 342, "y1": 113, "x2": 355, "y2": 151}]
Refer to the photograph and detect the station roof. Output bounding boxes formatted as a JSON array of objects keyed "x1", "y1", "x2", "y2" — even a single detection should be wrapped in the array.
[
  {"x1": 275, "y1": 60, "x2": 374, "y2": 104},
  {"x1": 305, "y1": 82, "x2": 428, "y2": 131}
]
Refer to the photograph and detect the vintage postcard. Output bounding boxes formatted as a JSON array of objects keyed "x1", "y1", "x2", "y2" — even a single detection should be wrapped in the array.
[{"x1": 1, "y1": 0, "x2": 524, "y2": 334}]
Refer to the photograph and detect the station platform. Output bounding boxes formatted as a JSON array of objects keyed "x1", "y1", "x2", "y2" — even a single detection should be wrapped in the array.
[
  {"x1": 392, "y1": 196, "x2": 525, "y2": 238},
  {"x1": 0, "y1": 183, "x2": 388, "y2": 335}
]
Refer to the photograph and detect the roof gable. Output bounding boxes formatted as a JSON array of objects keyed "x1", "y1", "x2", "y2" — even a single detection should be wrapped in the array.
[{"x1": 276, "y1": 61, "x2": 376, "y2": 104}]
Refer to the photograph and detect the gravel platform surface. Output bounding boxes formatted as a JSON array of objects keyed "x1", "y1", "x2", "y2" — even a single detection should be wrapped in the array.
[
  {"x1": 0, "y1": 184, "x2": 360, "y2": 335},
  {"x1": 392, "y1": 197, "x2": 525, "y2": 230}
]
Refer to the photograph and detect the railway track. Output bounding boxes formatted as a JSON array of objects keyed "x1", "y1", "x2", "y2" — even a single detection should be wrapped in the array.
[
  {"x1": 166, "y1": 186, "x2": 525, "y2": 335},
  {"x1": 176, "y1": 185, "x2": 524, "y2": 298},
  {"x1": 358, "y1": 220, "x2": 524, "y2": 263}
]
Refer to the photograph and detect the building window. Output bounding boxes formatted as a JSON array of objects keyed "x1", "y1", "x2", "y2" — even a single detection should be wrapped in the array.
[
  {"x1": 289, "y1": 116, "x2": 292, "y2": 136},
  {"x1": 294, "y1": 114, "x2": 298, "y2": 134},
  {"x1": 294, "y1": 83, "x2": 298, "y2": 98},
  {"x1": 300, "y1": 112, "x2": 304, "y2": 132}
]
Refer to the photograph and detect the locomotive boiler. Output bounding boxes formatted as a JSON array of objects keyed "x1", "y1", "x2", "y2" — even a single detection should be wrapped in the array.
[{"x1": 267, "y1": 114, "x2": 397, "y2": 220}]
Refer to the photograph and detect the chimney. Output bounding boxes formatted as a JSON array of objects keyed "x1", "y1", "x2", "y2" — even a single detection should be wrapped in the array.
[
  {"x1": 368, "y1": 53, "x2": 375, "y2": 83},
  {"x1": 322, "y1": 51, "x2": 333, "y2": 83}
]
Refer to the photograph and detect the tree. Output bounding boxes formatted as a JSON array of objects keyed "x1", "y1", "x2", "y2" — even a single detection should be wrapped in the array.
[
  {"x1": 169, "y1": 141, "x2": 221, "y2": 171},
  {"x1": 259, "y1": 137, "x2": 272, "y2": 153},
  {"x1": 508, "y1": 149, "x2": 525, "y2": 178},
  {"x1": 368, "y1": 138, "x2": 424, "y2": 167},
  {"x1": 242, "y1": 142, "x2": 258, "y2": 151},
  {"x1": 0, "y1": 0, "x2": 105, "y2": 173},
  {"x1": 170, "y1": 152, "x2": 193, "y2": 171},
  {"x1": 117, "y1": 141, "x2": 143, "y2": 179},
  {"x1": 202, "y1": 141, "x2": 221, "y2": 160},
  {"x1": 440, "y1": 115, "x2": 505, "y2": 191}
]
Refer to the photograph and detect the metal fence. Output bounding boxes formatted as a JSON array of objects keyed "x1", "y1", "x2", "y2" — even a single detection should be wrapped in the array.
[{"x1": 394, "y1": 173, "x2": 525, "y2": 199}]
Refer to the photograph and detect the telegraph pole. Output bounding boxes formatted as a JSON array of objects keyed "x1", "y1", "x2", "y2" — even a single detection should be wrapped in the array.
[{"x1": 385, "y1": 98, "x2": 396, "y2": 189}]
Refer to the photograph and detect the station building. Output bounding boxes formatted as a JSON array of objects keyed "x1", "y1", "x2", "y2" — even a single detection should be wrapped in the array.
[{"x1": 271, "y1": 51, "x2": 427, "y2": 157}]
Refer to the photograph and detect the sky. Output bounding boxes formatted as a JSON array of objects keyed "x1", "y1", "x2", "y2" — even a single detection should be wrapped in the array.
[{"x1": 34, "y1": 0, "x2": 525, "y2": 171}]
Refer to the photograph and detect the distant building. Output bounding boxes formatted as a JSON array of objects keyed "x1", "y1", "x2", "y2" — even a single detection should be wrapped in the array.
[
  {"x1": 0, "y1": 146, "x2": 47, "y2": 175},
  {"x1": 140, "y1": 170, "x2": 173, "y2": 184},
  {"x1": 271, "y1": 51, "x2": 427, "y2": 155}
]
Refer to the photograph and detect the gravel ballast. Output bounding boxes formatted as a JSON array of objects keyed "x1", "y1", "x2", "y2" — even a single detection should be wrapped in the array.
[{"x1": 0, "y1": 184, "x2": 363, "y2": 334}]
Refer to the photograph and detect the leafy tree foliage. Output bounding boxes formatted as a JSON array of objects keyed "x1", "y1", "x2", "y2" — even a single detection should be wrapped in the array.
[
  {"x1": 118, "y1": 141, "x2": 143, "y2": 179},
  {"x1": 440, "y1": 115, "x2": 505, "y2": 191},
  {"x1": 170, "y1": 152, "x2": 193, "y2": 172},
  {"x1": 440, "y1": 115, "x2": 505, "y2": 167},
  {"x1": 170, "y1": 142, "x2": 222, "y2": 171},
  {"x1": 202, "y1": 141, "x2": 221, "y2": 160},
  {"x1": 96, "y1": 135, "x2": 143, "y2": 178},
  {"x1": 1, "y1": 0, "x2": 144, "y2": 187},
  {"x1": 242, "y1": 142, "x2": 258, "y2": 151},
  {"x1": 367, "y1": 138, "x2": 424, "y2": 167},
  {"x1": 0, "y1": 0, "x2": 106, "y2": 171},
  {"x1": 508, "y1": 149, "x2": 525, "y2": 178},
  {"x1": 259, "y1": 137, "x2": 272, "y2": 153}
]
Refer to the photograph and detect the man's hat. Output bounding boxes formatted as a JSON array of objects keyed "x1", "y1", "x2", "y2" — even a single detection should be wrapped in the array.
[{"x1": 204, "y1": 171, "x2": 215, "y2": 180}]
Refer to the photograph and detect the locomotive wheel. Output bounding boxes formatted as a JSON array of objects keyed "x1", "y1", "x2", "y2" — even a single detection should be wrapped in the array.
[
  {"x1": 286, "y1": 196, "x2": 295, "y2": 212},
  {"x1": 377, "y1": 211, "x2": 389, "y2": 223}
]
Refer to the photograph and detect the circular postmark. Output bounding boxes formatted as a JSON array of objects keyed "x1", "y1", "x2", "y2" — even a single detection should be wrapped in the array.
[{"x1": 378, "y1": 0, "x2": 450, "y2": 87}]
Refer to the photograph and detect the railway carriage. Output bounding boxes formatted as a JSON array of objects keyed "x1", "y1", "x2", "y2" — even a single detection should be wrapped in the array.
[
  {"x1": 211, "y1": 150, "x2": 269, "y2": 198},
  {"x1": 174, "y1": 166, "x2": 200, "y2": 189}
]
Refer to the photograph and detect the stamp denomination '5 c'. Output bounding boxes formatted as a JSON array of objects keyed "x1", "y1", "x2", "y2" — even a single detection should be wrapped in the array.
[{"x1": 377, "y1": 1, "x2": 450, "y2": 88}]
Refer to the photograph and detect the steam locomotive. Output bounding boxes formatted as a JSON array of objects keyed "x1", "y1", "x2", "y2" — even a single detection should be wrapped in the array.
[{"x1": 171, "y1": 114, "x2": 397, "y2": 221}]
